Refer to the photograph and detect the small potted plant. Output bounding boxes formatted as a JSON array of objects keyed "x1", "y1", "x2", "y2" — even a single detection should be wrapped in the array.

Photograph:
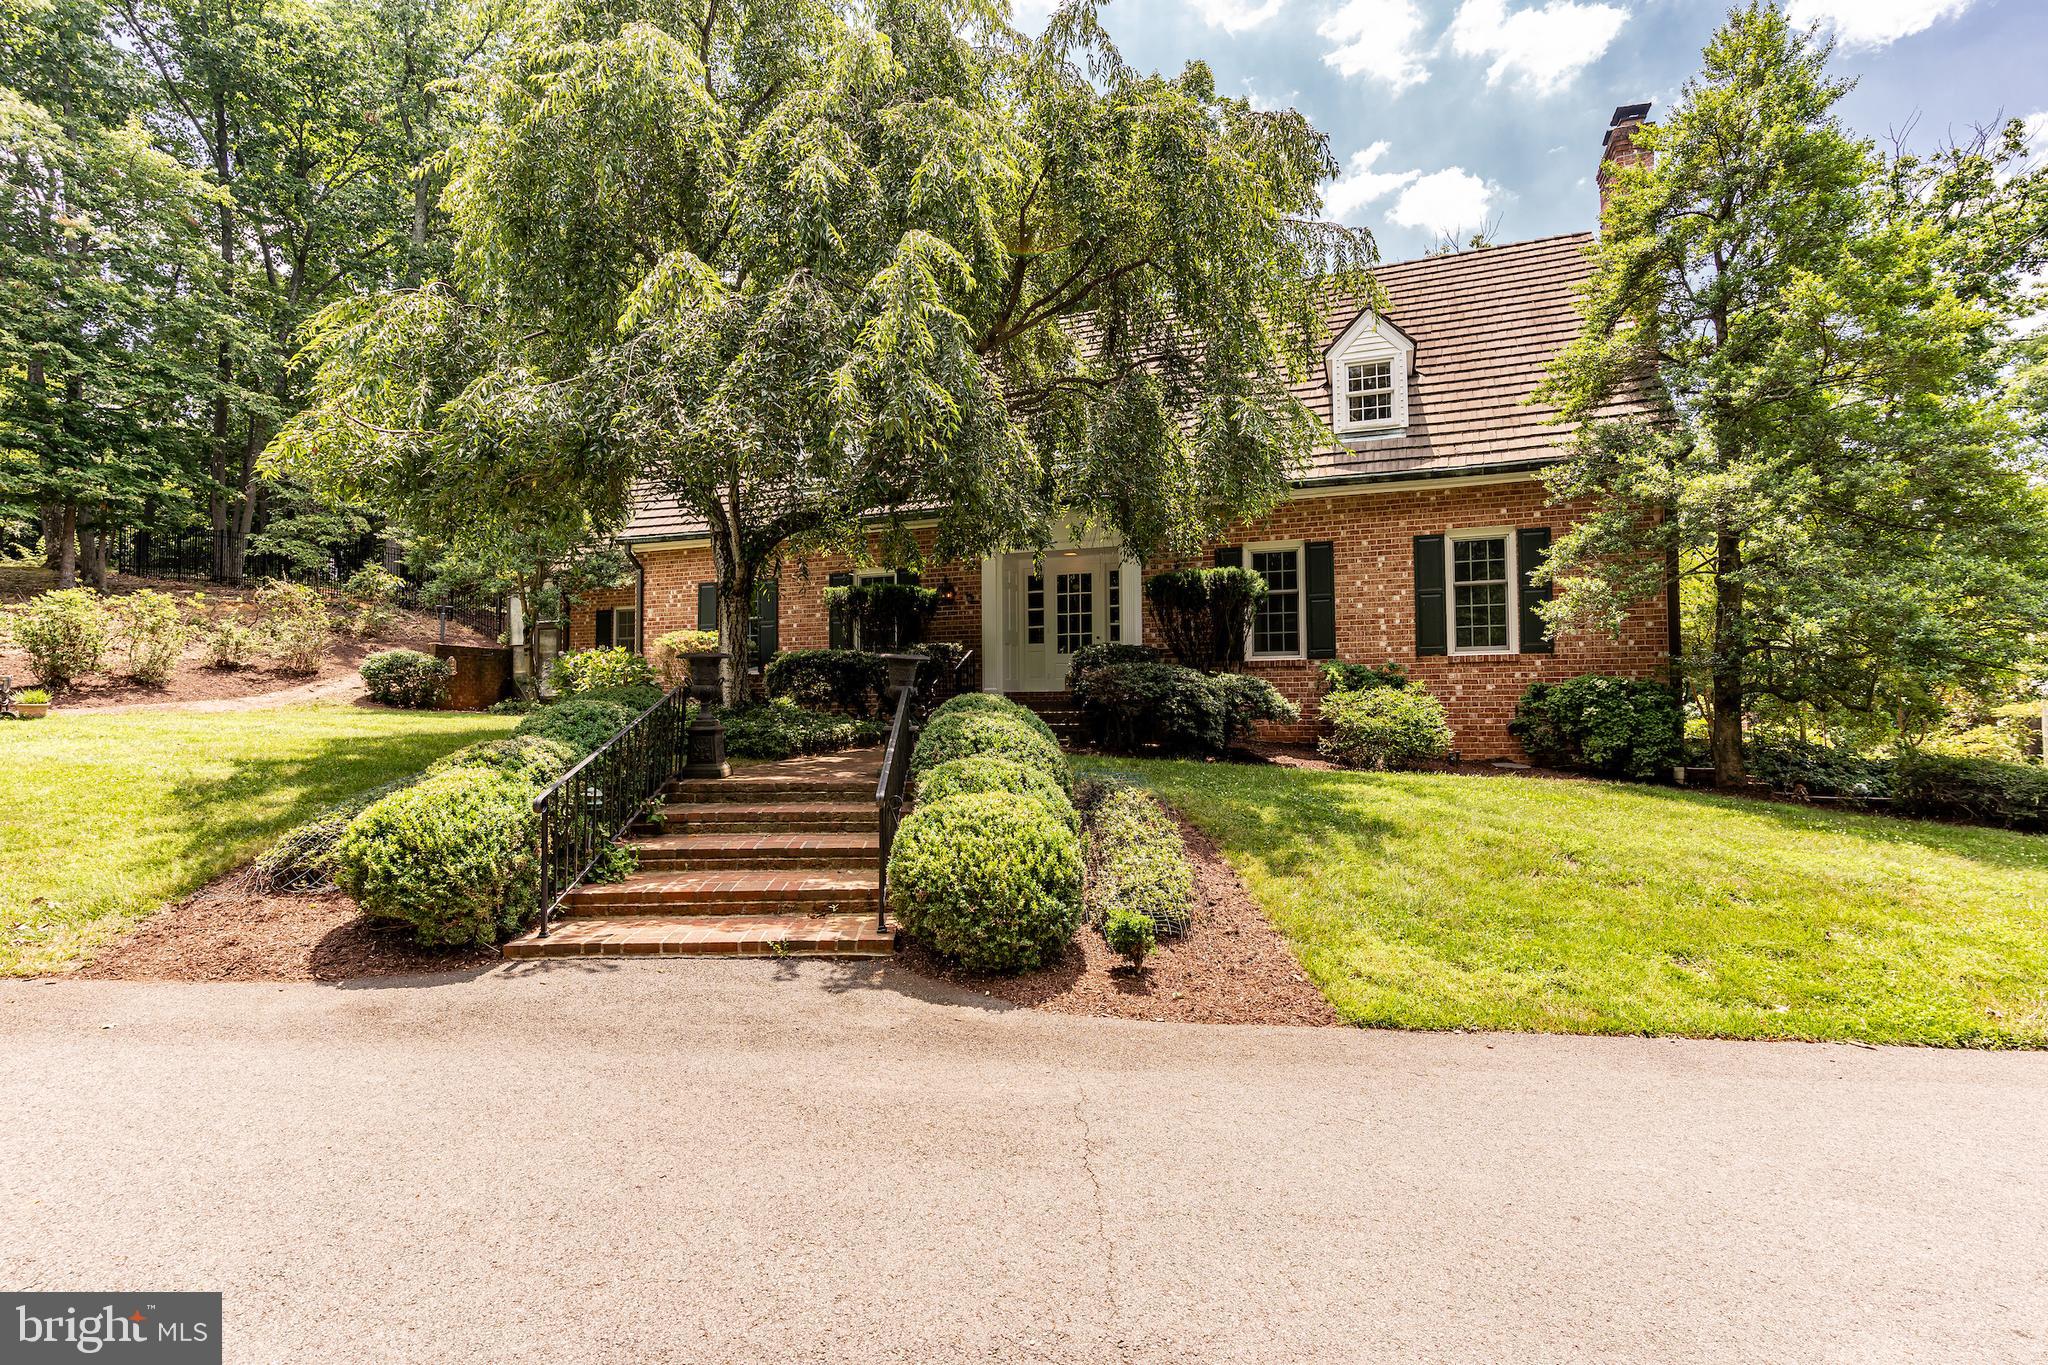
[{"x1": 15, "y1": 688, "x2": 51, "y2": 719}]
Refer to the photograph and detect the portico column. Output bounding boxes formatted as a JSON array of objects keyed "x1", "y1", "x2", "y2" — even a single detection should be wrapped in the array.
[{"x1": 979, "y1": 554, "x2": 1004, "y2": 693}]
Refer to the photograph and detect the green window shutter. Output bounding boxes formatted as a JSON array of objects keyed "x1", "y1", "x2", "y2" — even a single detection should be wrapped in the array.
[
  {"x1": 594, "y1": 609, "x2": 614, "y2": 650},
  {"x1": 1414, "y1": 535, "x2": 1446, "y2": 656},
  {"x1": 752, "y1": 580, "x2": 779, "y2": 660},
  {"x1": 1516, "y1": 527, "x2": 1554, "y2": 654},
  {"x1": 1304, "y1": 540, "x2": 1337, "y2": 659},
  {"x1": 696, "y1": 582, "x2": 718, "y2": 631},
  {"x1": 826, "y1": 571, "x2": 853, "y2": 650},
  {"x1": 1213, "y1": 546, "x2": 1244, "y2": 569}
]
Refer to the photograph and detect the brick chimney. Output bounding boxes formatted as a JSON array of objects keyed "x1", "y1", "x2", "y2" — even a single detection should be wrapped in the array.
[{"x1": 1597, "y1": 102, "x2": 1653, "y2": 225}]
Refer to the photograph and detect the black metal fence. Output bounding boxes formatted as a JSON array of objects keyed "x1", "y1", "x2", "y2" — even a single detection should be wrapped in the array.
[
  {"x1": 874, "y1": 664, "x2": 923, "y2": 932},
  {"x1": 109, "y1": 527, "x2": 387, "y2": 586}
]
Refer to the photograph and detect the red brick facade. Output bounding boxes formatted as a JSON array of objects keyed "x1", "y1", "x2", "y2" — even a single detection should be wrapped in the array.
[{"x1": 568, "y1": 474, "x2": 1670, "y2": 759}]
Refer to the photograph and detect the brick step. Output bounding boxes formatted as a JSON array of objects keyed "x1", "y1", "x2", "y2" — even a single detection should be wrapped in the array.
[
  {"x1": 666, "y1": 777, "x2": 874, "y2": 804},
  {"x1": 560, "y1": 869, "x2": 876, "y2": 916},
  {"x1": 631, "y1": 831, "x2": 879, "y2": 869},
  {"x1": 503, "y1": 912, "x2": 893, "y2": 959},
  {"x1": 644, "y1": 801, "x2": 876, "y2": 834}
]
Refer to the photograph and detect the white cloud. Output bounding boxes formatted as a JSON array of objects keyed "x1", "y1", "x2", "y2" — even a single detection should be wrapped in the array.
[
  {"x1": 1319, "y1": 0, "x2": 1431, "y2": 92},
  {"x1": 1324, "y1": 141, "x2": 1422, "y2": 220},
  {"x1": 1386, "y1": 167, "x2": 1499, "y2": 234},
  {"x1": 1241, "y1": 78, "x2": 1302, "y2": 113},
  {"x1": 1009, "y1": 0, "x2": 1058, "y2": 31},
  {"x1": 2023, "y1": 111, "x2": 2048, "y2": 170},
  {"x1": 1784, "y1": 0, "x2": 1975, "y2": 49},
  {"x1": 1448, "y1": 0, "x2": 1627, "y2": 95},
  {"x1": 1192, "y1": 0, "x2": 1285, "y2": 31}
]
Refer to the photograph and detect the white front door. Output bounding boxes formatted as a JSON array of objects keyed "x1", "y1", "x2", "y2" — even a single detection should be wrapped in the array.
[{"x1": 1005, "y1": 552, "x2": 1116, "y2": 691}]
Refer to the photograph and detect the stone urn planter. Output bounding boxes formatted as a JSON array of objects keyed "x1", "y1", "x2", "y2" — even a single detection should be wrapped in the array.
[
  {"x1": 880, "y1": 653, "x2": 925, "y2": 702},
  {"x1": 681, "y1": 651, "x2": 731, "y2": 779}
]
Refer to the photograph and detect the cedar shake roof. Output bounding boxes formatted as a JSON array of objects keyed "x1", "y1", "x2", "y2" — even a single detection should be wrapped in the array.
[{"x1": 617, "y1": 231, "x2": 1606, "y2": 542}]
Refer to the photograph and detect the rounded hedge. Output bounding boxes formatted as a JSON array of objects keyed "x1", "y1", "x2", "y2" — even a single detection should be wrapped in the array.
[
  {"x1": 927, "y1": 691, "x2": 1058, "y2": 745},
  {"x1": 512, "y1": 697, "x2": 636, "y2": 755},
  {"x1": 887, "y1": 792, "x2": 1084, "y2": 973},
  {"x1": 573, "y1": 682, "x2": 666, "y2": 714},
  {"x1": 428, "y1": 735, "x2": 579, "y2": 789},
  {"x1": 360, "y1": 648, "x2": 452, "y2": 708},
  {"x1": 911, "y1": 708, "x2": 1072, "y2": 796},
  {"x1": 914, "y1": 756, "x2": 1078, "y2": 832},
  {"x1": 1318, "y1": 685, "x2": 1453, "y2": 770},
  {"x1": 333, "y1": 769, "x2": 539, "y2": 947}
]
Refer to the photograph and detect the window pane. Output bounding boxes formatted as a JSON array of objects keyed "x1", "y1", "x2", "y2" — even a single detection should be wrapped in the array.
[
  {"x1": 1454, "y1": 584, "x2": 1509, "y2": 649},
  {"x1": 1251, "y1": 548, "x2": 1301, "y2": 655},
  {"x1": 615, "y1": 609, "x2": 636, "y2": 650},
  {"x1": 1106, "y1": 571, "x2": 1121, "y2": 641},
  {"x1": 1055, "y1": 573, "x2": 1093, "y2": 654},
  {"x1": 1026, "y1": 573, "x2": 1045, "y2": 646},
  {"x1": 1453, "y1": 536, "x2": 1506, "y2": 585},
  {"x1": 1346, "y1": 360, "x2": 1393, "y2": 424}
]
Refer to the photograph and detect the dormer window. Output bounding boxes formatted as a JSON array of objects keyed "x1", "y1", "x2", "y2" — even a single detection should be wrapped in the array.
[
  {"x1": 1326, "y1": 309, "x2": 1414, "y2": 438},
  {"x1": 1346, "y1": 361, "x2": 1394, "y2": 425}
]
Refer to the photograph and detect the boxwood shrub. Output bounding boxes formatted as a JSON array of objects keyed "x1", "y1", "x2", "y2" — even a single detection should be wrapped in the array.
[
  {"x1": 428, "y1": 735, "x2": 580, "y2": 788},
  {"x1": 512, "y1": 697, "x2": 636, "y2": 755},
  {"x1": 1214, "y1": 672, "x2": 1299, "y2": 745},
  {"x1": 1085, "y1": 786, "x2": 1194, "y2": 937},
  {"x1": 1065, "y1": 641, "x2": 1158, "y2": 692},
  {"x1": 548, "y1": 646, "x2": 658, "y2": 696},
  {"x1": 1319, "y1": 686, "x2": 1453, "y2": 770},
  {"x1": 914, "y1": 756, "x2": 1078, "y2": 832},
  {"x1": 1893, "y1": 750, "x2": 2048, "y2": 830},
  {"x1": 1073, "y1": 661, "x2": 1223, "y2": 753},
  {"x1": 927, "y1": 691, "x2": 1059, "y2": 744},
  {"x1": 1101, "y1": 906, "x2": 1157, "y2": 970},
  {"x1": 333, "y1": 769, "x2": 539, "y2": 947},
  {"x1": 910, "y1": 707, "x2": 1072, "y2": 796},
  {"x1": 572, "y1": 683, "x2": 665, "y2": 714},
  {"x1": 360, "y1": 648, "x2": 453, "y2": 708},
  {"x1": 1510, "y1": 675, "x2": 1683, "y2": 780},
  {"x1": 721, "y1": 700, "x2": 884, "y2": 759},
  {"x1": 254, "y1": 778, "x2": 411, "y2": 892},
  {"x1": 887, "y1": 792, "x2": 1084, "y2": 973},
  {"x1": 763, "y1": 648, "x2": 889, "y2": 716}
]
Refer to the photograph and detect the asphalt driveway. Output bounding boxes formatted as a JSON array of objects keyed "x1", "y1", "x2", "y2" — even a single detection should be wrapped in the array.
[{"x1": 3, "y1": 962, "x2": 2044, "y2": 1363}]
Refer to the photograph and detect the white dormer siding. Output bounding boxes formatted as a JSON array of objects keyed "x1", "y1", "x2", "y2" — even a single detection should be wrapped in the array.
[{"x1": 1325, "y1": 310, "x2": 1415, "y2": 439}]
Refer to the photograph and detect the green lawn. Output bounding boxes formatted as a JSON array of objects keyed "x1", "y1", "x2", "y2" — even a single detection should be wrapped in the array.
[
  {"x1": 1087, "y1": 758, "x2": 2048, "y2": 1047},
  {"x1": 0, "y1": 705, "x2": 515, "y2": 975}
]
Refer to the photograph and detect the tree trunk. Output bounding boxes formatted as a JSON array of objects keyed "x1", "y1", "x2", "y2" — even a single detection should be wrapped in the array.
[
  {"x1": 77, "y1": 520, "x2": 108, "y2": 591},
  {"x1": 710, "y1": 529, "x2": 756, "y2": 706},
  {"x1": 1708, "y1": 530, "x2": 1746, "y2": 786},
  {"x1": 40, "y1": 506, "x2": 64, "y2": 570},
  {"x1": 54, "y1": 504, "x2": 77, "y2": 589},
  {"x1": 208, "y1": 88, "x2": 237, "y2": 584}
]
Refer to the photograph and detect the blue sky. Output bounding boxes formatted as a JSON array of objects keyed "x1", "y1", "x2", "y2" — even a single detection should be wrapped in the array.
[{"x1": 1013, "y1": 0, "x2": 2048, "y2": 262}]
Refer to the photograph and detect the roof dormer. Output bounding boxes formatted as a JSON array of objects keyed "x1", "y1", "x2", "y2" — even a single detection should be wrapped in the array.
[{"x1": 1325, "y1": 309, "x2": 1414, "y2": 440}]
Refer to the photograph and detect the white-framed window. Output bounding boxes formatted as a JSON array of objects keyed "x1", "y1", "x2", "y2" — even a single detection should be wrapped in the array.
[
  {"x1": 1247, "y1": 541, "x2": 1304, "y2": 659},
  {"x1": 1346, "y1": 360, "x2": 1394, "y2": 426},
  {"x1": 1447, "y1": 529, "x2": 1515, "y2": 654},
  {"x1": 1054, "y1": 572, "x2": 1094, "y2": 654},
  {"x1": 1025, "y1": 572, "x2": 1045, "y2": 646},
  {"x1": 852, "y1": 569, "x2": 902, "y2": 650},
  {"x1": 594, "y1": 607, "x2": 637, "y2": 651}
]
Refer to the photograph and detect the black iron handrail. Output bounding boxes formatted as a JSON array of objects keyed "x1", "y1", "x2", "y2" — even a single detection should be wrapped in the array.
[
  {"x1": 532, "y1": 686, "x2": 692, "y2": 937},
  {"x1": 874, "y1": 663, "x2": 923, "y2": 932}
]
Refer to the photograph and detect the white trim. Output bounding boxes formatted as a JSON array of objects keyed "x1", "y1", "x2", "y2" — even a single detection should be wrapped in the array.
[
  {"x1": 979, "y1": 554, "x2": 1003, "y2": 693},
  {"x1": 1324, "y1": 310, "x2": 1414, "y2": 438},
  {"x1": 1244, "y1": 539, "x2": 1307, "y2": 661},
  {"x1": 1445, "y1": 526, "x2": 1517, "y2": 656}
]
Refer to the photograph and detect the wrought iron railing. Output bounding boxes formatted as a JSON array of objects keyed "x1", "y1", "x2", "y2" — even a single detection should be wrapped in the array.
[
  {"x1": 874, "y1": 662, "x2": 924, "y2": 932},
  {"x1": 531, "y1": 686, "x2": 692, "y2": 937}
]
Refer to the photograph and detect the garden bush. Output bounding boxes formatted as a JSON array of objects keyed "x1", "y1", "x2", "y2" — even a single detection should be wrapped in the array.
[
  {"x1": 343, "y1": 565, "x2": 405, "y2": 635},
  {"x1": 10, "y1": 588, "x2": 110, "y2": 687},
  {"x1": 334, "y1": 769, "x2": 539, "y2": 947},
  {"x1": 1065, "y1": 641, "x2": 1158, "y2": 692},
  {"x1": 914, "y1": 756, "x2": 1079, "y2": 832},
  {"x1": 360, "y1": 648, "x2": 454, "y2": 708},
  {"x1": 1101, "y1": 907, "x2": 1157, "y2": 970},
  {"x1": 1924, "y1": 723, "x2": 2029, "y2": 764},
  {"x1": 199, "y1": 617, "x2": 261, "y2": 669},
  {"x1": 912, "y1": 641, "x2": 973, "y2": 701},
  {"x1": 1144, "y1": 566, "x2": 1266, "y2": 671},
  {"x1": 910, "y1": 707, "x2": 1072, "y2": 795},
  {"x1": 1893, "y1": 751, "x2": 2048, "y2": 831},
  {"x1": 512, "y1": 697, "x2": 637, "y2": 755},
  {"x1": 1321, "y1": 659, "x2": 1410, "y2": 693},
  {"x1": 427, "y1": 735, "x2": 579, "y2": 788},
  {"x1": 763, "y1": 648, "x2": 888, "y2": 716},
  {"x1": 1746, "y1": 739, "x2": 1894, "y2": 801},
  {"x1": 1214, "y1": 672, "x2": 1300, "y2": 745},
  {"x1": 1320, "y1": 686, "x2": 1453, "y2": 770},
  {"x1": 255, "y1": 580, "x2": 333, "y2": 674},
  {"x1": 1509, "y1": 675, "x2": 1683, "y2": 781},
  {"x1": 1072, "y1": 660, "x2": 1225, "y2": 754},
  {"x1": 927, "y1": 691, "x2": 1059, "y2": 745},
  {"x1": 720, "y1": 700, "x2": 884, "y2": 759},
  {"x1": 1085, "y1": 786, "x2": 1194, "y2": 937},
  {"x1": 109, "y1": 589, "x2": 190, "y2": 686},
  {"x1": 549, "y1": 646, "x2": 659, "y2": 697},
  {"x1": 254, "y1": 778, "x2": 412, "y2": 892},
  {"x1": 886, "y1": 792, "x2": 1084, "y2": 973},
  {"x1": 574, "y1": 683, "x2": 666, "y2": 713}
]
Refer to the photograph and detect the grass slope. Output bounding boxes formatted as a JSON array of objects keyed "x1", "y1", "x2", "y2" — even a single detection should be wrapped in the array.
[
  {"x1": 0, "y1": 705, "x2": 515, "y2": 975},
  {"x1": 1088, "y1": 759, "x2": 2048, "y2": 1047}
]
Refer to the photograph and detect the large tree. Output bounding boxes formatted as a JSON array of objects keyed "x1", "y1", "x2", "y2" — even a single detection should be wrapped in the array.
[
  {"x1": 281, "y1": 0, "x2": 1371, "y2": 700},
  {"x1": 1536, "y1": 3, "x2": 2048, "y2": 783}
]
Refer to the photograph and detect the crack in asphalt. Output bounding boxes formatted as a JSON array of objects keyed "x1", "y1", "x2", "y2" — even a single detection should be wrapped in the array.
[{"x1": 1072, "y1": 1081, "x2": 1128, "y2": 1363}]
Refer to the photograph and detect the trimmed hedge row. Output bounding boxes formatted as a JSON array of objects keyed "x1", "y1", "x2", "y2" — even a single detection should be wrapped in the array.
[
  {"x1": 360, "y1": 648, "x2": 452, "y2": 708},
  {"x1": 722, "y1": 700, "x2": 884, "y2": 759},
  {"x1": 911, "y1": 699, "x2": 1071, "y2": 796},
  {"x1": 335, "y1": 769, "x2": 540, "y2": 948},
  {"x1": 1894, "y1": 751, "x2": 2048, "y2": 830},
  {"x1": 1085, "y1": 786, "x2": 1194, "y2": 939},
  {"x1": 1071, "y1": 659, "x2": 1297, "y2": 755},
  {"x1": 914, "y1": 755, "x2": 1079, "y2": 832},
  {"x1": 763, "y1": 649, "x2": 889, "y2": 716},
  {"x1": 1510, "y1": 675, "x2": 1682, "y2": 781}
]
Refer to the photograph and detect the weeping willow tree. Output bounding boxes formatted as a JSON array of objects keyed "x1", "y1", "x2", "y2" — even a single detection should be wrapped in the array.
[{"x1": 278, "y1": 0, "x2": 1373, "y2": 699}]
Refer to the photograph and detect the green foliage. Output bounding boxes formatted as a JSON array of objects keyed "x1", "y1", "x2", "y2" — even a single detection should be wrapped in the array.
[
  {"x1": 1924, "y1": 724, "x2": 2029, "y2": 763},
  {"x1": 17, "y1": 688, "x2": 51, "y2": 706},
  {"x1": 573, "y1": 684, "x2": 666, "y2": 714},
  {"x1": 360, "y1": 649, "x2": 454, "y2": 709},
  {"x1": 512, "y1": 698, "x2": 636, "y2": 756},
  {"x1": 198, "y1": 617, "x2": 261, "y2": 670},
  {"x1": 548, "y1": 647, "x2": 659, "y2": 697},
  {"x1": 928, "y1": 692, "x2": 1058, "y2": 745},
  {"x1": 1214, "y1": 672, "x2": 1301, "y2": 745},
  {"x1": 1144, "y1": 568, "x2": 1269, "y2": 672},
  {"x1": 1065, "y1": 642, "x2": 1159, "y2": 692},
  {"x1": 1101, "y1": 906, "x2": 1157, "y2": 970},
  {"x1": 334, "y1": 769, "x2": 539, "y2": 947},
  {"x1": 586, "y1": 841, "x2": 638, "y2": 884},
  {"x1": 719, "y1": 700, "x2": 883, "y2": 759},
  {"x1": 823, "y1": 582, "x2": 938, "y2": 650},
  {"x1": 254, "y1": 778, "x2": 413, "y2": 893},
  {"x1": 108, "y1": 590, "x2": 191, "y2": 687},
  {"x1": 763, "y1": 649, "x2": 888, "y2": 716},
  {"x1": 8, "y1": 589, "x2": 110, "y2": 687},
  {"x1": 1510, "y1": 676, "x2": 1683, "y2": 781},
  {"x1": 911, "y1": 707, "x2": 1072, "y2": 796},
  {"x1": 427, "y1": 736, "x2": 579, "y2": 789},
  {"x1": 1086, "y1": 786, "x2": 1194, "y2": 938},
  {"x1": 1321, "y1": 660, "x2": 1410, "y2": 693},
  {"x1": 1319, "y1": 687, "x2": 1453, "y2": 771},
  {"x1": 651, "y1": 629, "x2": 718, "y2": 682},
  {"x1": 254, "y1": 581, "x2": 333, "y2": 675},
  {"x1": 1072, "y1": 661, "x2": 1293, "y2": 754},
  {"x1": 1745, "y1": 739, "x2": 1894, "y2": 801},
  {"x1": 887, "y1": 792, "x2": 1084, "y2": 974},
  {"x1": 343, "y1": 566, "x2": 406, "y2": 635},
  {"x1": 914, "y1": 756, "x2": 1079, "y2": 833},
  {"x1": 1893, "y1": 751, "x2": 2048, "y2": 831}
]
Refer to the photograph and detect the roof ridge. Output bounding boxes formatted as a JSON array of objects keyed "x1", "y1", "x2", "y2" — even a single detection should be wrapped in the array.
[{"x1": 1373, "y1": 230, "x2": 1594, "y2": 272}]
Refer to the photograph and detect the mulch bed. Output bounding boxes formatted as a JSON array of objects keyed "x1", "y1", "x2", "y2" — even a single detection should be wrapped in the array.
[
  {"x1": 899, "y1": 814, "x2": 1338, "y2": 1027},
  {"x1": 78, "y1": 870, "x2": 496, "y2": 983}
]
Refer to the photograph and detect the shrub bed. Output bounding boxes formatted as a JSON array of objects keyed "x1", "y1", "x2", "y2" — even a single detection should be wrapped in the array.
[
  {"x1": 1085, "y1": 786, "x2": 1194, "y2": 938},
  {"x1": 9, "y1": 588, "x2": 110, "y2": 687},
  {"x1": 911, "y1": 704, "x2": 1072, "y2": 795},
  {"x1": 763, "y1": 648, "x2": 888, "y2": 716},
  {"x1": 927, "y1": 691, "x2": 1059, "y2": 744},
  {"x1": 428, "y1": 735, "x2": 579, "y2": 788},
  {"x1": 549, "y1": 646, "x2": 659, "y2": 696},
  {"x1": 361, "y1": 648, "x2": 454, "y2": 708},
  {"x1": 1320, "y1": 686, "x2": 1453, "y2": 770},
  {"x1": 721, "y1": 700, "x2": 884, "y2": 759},
  {"x1": 1510, "y1": 675, "x2": 1682, "y2": 780},
  {"x1": 887, "y1": 791, "x2": 1084, "y2": 973},
  {"x1": 1746, "y1": 739, "x2": 1894, "y2": 801},
  {"x1": 1893, "y1": 751, "x2": 2048, "y2": 831},
  {"x1": 333, "y1": 769, "x2": 539, "y2": 947},
  {"x1": 914, "y1": 756, "x2": 1079, "y2": 832},
  {"x1": 512, "y1": 698, "x2": 637, "y2": 755}
]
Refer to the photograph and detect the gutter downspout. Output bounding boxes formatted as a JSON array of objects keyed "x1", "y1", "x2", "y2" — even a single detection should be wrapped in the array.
[{"x1": 623, "y1": 543, "x2": 647, "y2": 654}]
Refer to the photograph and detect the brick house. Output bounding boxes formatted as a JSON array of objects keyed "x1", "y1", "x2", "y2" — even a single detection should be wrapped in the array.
[{"x1": 568, "y1": 110, "x2": 1673, "y2": 760}]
